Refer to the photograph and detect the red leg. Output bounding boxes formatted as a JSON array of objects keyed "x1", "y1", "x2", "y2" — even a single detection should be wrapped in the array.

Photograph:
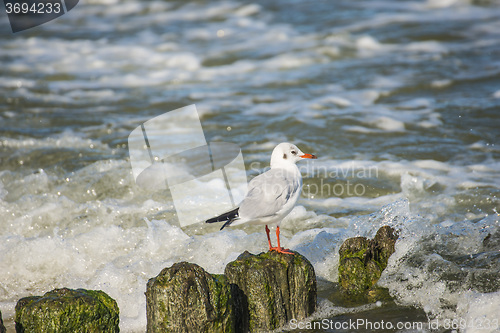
[
  {"x1": 265, "y1": 225, "x2": 273, "y2": 251},
  {"x1": 269, "y1": 226, "x2": 294, "y2": 255}
]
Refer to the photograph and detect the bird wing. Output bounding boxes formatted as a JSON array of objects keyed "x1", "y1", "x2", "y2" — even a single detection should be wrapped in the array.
[{"x1": 238, "y1": 168, "x2": 301, "y2": 220}]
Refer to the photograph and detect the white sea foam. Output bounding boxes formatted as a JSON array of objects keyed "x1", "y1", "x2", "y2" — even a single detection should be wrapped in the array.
[
  {"x1": 457, "y1": 291, "x2": 500, "y2": 333},
  {"x1": 0, "y1": 130, "x2": 107, "y2": 150},
  {"x1": 426, "y1": 0, "x2": 469, "y2": 8},
  {"x1": 431, "y1": 79, "x2": 452, "y2": 88},
  {"x1": 385, "y1": 213, "x2": 497, "y2": 299},
  {"x1": 404, "y1": 40, "x2": 448, "y2": 54}
]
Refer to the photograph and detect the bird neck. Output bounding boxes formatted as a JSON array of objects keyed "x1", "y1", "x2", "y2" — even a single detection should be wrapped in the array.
[{"x1": 270, "y1": 161, "x2": 300, "y2": 175}]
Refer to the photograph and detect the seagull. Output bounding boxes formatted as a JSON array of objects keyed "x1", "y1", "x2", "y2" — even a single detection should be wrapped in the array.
[{"x1": 206, "y1": 142, "x2": 317, "y2": 254}]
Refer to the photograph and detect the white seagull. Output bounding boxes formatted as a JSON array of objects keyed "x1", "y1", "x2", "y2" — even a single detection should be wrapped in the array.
[{"x1": 206, "y1": 142, "x2": 317, "y2": 254}]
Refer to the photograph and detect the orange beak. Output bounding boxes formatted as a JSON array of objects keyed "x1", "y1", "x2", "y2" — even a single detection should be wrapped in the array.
[{"x1": 300, "y1": 153, "x2": 317, "y2": 159}]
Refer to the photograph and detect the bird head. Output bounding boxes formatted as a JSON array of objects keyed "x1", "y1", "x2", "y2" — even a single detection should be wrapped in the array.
[{"x1": 270, "y1": 142, "x2": 317, "y2": 168}]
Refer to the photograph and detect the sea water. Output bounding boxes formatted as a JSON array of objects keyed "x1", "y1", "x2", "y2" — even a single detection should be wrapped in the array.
[{"x1": 0, "y1": 0, "x2": 499, "y2": 332}]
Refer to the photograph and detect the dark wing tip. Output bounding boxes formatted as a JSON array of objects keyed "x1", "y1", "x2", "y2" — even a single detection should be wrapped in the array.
[
  {"x1": 206, "y1": 216, "x2": 219, "y2": 224},
  {"x1": 205, "y1": 207, "x2": 239, "y2": 225}
]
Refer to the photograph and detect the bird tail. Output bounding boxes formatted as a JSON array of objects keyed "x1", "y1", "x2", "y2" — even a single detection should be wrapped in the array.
[{"x1": 206, "y1": 207, "x2": 239, "y2": 230}]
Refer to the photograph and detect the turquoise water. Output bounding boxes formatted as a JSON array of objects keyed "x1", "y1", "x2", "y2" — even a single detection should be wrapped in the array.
[{"x1": 1, "y1": 0, "x2": 499, "y2": 331}]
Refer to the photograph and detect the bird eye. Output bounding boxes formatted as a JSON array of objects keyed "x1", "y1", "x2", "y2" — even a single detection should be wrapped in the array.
[{"x1": 291, "y1": 151, "x2": 297, "y2": 155}]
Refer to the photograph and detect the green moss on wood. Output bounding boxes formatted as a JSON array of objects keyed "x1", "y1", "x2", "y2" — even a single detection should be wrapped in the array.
[
  {"x1": 146, "y1": 262, "x2": 234, "y2": 333},
  {"x1": 1, "y1": 309, "x2": 6, "y2": 333},
  {"x1": 15, "y1": 288, "x2": 119, "y2": 333},
  {"x1": 225, "y1": 250, "x2": 316, "y2": 332},
  {"x1": 338, "y1": 226, "x2": 398, "y2": 302}
]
